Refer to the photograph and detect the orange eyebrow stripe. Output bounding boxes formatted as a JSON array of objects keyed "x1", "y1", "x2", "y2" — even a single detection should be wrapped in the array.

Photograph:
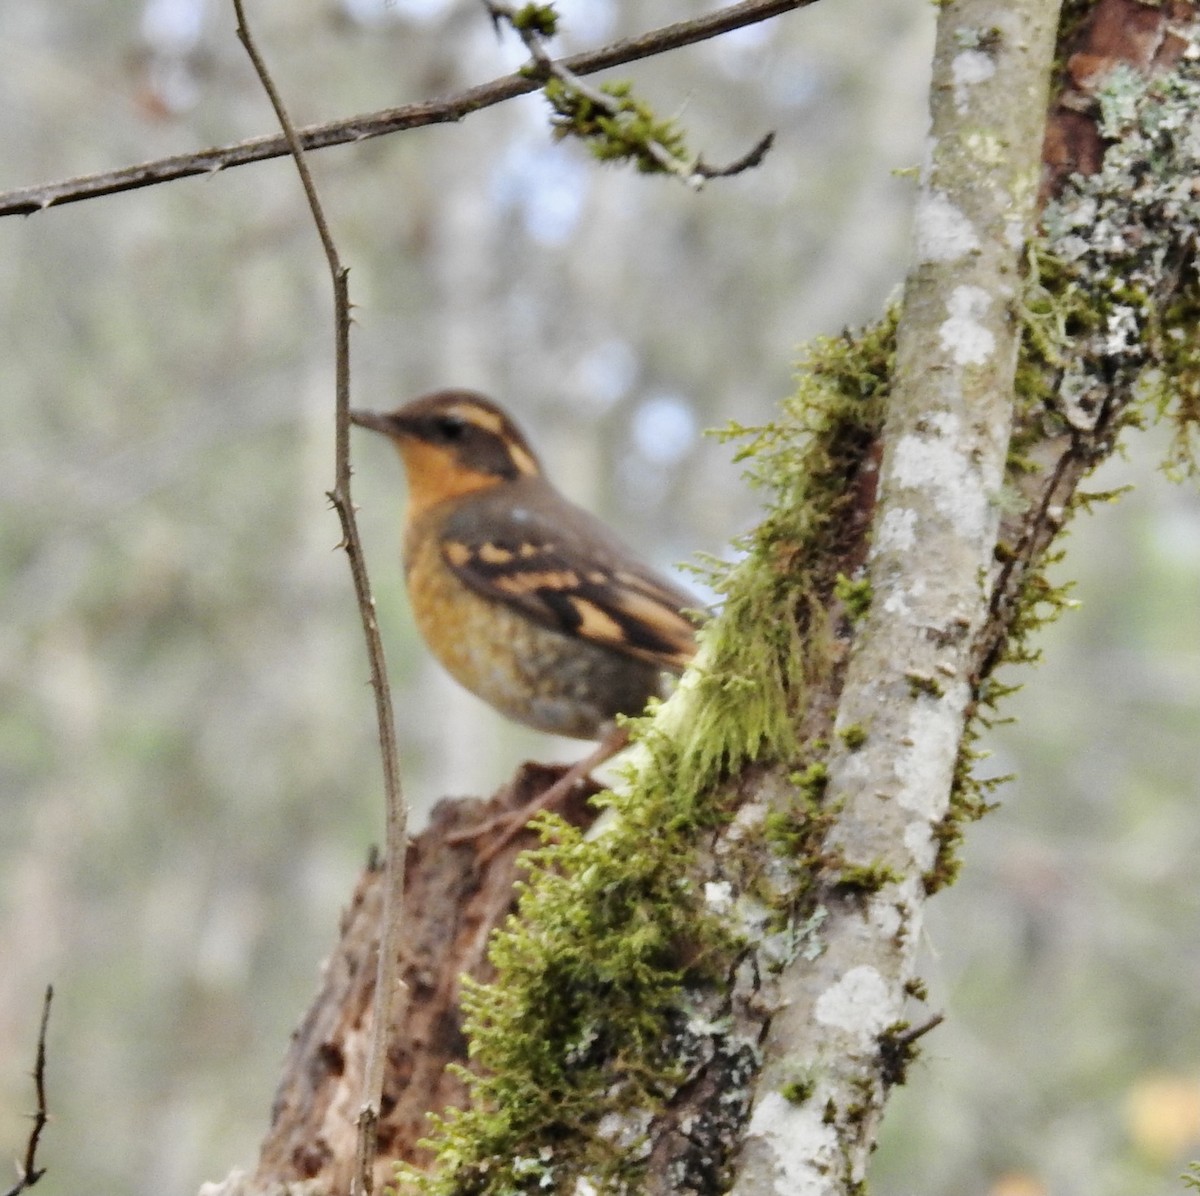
[{"x1": 506, "y1": 442, "x2": 540, "y2": 476}]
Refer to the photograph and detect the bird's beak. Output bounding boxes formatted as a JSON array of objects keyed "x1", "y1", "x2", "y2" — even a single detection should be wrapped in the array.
[{"x1": 349, "y1": 408, "x2": 407, "y2": 438}]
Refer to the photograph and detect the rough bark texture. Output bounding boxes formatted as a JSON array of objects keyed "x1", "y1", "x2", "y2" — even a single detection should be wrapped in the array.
[
  {"x1": 212, "y1": 764, "x2": 598, "y2": 1196},
  {"x1": 1042, "y1": 0, "x2": 1194, "y2": 196},
  {"x1": 200, "y1": 3, "x2": 1200, "y2": 1195}
]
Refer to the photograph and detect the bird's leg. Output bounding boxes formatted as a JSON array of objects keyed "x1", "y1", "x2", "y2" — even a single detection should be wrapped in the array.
[{"x1": 448, "y1": 724, "x2": 631, "y2": 861}]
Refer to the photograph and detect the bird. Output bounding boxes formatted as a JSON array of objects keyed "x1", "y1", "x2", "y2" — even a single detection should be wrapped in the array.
[{"x1": 350, "y1": 389, "x2": 699, "y2": 853}]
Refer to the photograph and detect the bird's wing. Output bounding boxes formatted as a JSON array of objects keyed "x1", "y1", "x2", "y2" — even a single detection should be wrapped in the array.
[{"x1": 439, "y1": 486, "x2": 699, "y2": 672}]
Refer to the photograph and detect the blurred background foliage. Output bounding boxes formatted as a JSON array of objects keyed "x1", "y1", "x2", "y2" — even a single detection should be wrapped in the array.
[{"x1": 0, "y1": 2, "x2": 1197, "y2": 1194}]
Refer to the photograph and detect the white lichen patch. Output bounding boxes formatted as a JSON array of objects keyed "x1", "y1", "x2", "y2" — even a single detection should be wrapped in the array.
[
  {"x1": 939, "y1": 284, "x2": 996, "y2": 366},
  {"x1": 813, "y1": 965, "x2": 899, "y2": 1037},
  {"x1": 966, "y1": 130, "x2": 1008, "y2": 169},
  {"x1": 915, "y1": 191, "x2": 980, "y2": 263},
  {"x1": 725, "y1": 798, "x2": 769, "y2": 841},
  {"x1": 877, "y1": 507, "x2": 918, "y2": 553},
  {"x1": 596, "y1": 1109, "x2": 652, "y2": 1151},
  {"x1": 875, "y1": 873, "x2": 923, "y2": 941},
  {"x1": 705, "y1": 880, "x2": 734, "y2": 915},
  {"x1": 894, "y1": 696, "x2": 968, "y2": 821},
  {"x1": 1105, "y1": 305, "x2": 1139, "y2": 355},
  {"x1": 903, "y1": 819, "x2": 937, "y2": 872},
  {"x1": 889, "y1": 415, "x2": 991, "y2": 544},
  {"x1": 952, "y1": 49, "x2": 996, "y2": 112},
  {"x1": 741, "y1": 1091, "x2": 841, "y2": 1196},
  {"x1": 868, "y1": 896, "x2": 902, "y2": 941}
]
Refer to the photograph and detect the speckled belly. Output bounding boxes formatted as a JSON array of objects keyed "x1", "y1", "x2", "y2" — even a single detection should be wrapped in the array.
[{"x1": 404, "y1": 534, "x2": 663, "y2": 739}]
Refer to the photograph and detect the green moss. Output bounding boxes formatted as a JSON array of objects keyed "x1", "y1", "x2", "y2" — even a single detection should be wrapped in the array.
[
  {"x1": 543, "y1": 76, "x2": 690, "y2": 175},
  {"x1": 1147, "y1": 284, "x2": 1200, "y2": 477},
  {"x1": 763, "y1": 796, "x2": 837, "y2": 865},
  {"x1": 904, "y1": 670, "x2": 943, "y2": 699},
  {"x1": 780, "y1": 1077, "x2": 816, "y2": 1105},
  {"x1": 834, "y1": 572, "x2": 873, "y2": 620},
  {"x1": 511, "y1": 3, "x2": 558, "y2": 35},
  {"x1": 838, "y1": 723, "x2": 868, "y2": 751},
  {"x1": 831, "y1": 861, "x2": 901, "y2": 897},
  {"x1": 791, "y1": 761, "x2": 829, "y2": 802}
]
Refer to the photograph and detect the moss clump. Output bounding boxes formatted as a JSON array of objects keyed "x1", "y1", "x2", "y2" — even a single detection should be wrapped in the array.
[
  {"x1": 834, "y1": 572, "x2": 873, "y2": 621},
  {"x1": 838, "y1": 723, "x2": 868, "y2": 751},
  {"x1": 763, "y1": 797, "x2": 838, "y2": 870},
  {"x1": 780, "y1": 1077, "x2": 816, "y2": 1105},
  {"x1": 510, "y1": 3, "x2": 558, "y2": 36},
  {"x1": 543, "y1": 77, "x2": 690, "y2": 175},
  {"x1": 831, "y1": 861, "x2": 901, "y2": 897},
  {"x1": 904, "y1": 670, "x2": 944, "y2": 700},
  {"x1": 791, "y1": 761, "x2": 829, "y2": 802},
  {"x1": 1147, "y1": 288, "x2": 1200, "y2": 477}
]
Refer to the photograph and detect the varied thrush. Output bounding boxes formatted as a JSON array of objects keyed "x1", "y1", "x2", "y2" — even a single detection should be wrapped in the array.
[{"x1": 350, "y1": 390, "x2": 699, "y2": 845}]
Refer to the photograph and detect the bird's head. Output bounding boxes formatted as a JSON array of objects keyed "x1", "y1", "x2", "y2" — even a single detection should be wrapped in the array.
[{"x1": 351, "y1": 390, "x2": 543, "y2": 515}]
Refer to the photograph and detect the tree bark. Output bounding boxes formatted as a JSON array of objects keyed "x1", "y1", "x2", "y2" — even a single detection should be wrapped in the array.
[
  {"x1": 730, "y1": 3, "x2": 1062, "y2": 1190},
  {"x1": 211, "y1": 765, "x2": 598, "y2": 1196}
]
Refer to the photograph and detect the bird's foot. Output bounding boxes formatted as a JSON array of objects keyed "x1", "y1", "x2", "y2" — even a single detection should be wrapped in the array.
[{"x1": 447, "y1": 726, "x2": 630, "y2": 864}]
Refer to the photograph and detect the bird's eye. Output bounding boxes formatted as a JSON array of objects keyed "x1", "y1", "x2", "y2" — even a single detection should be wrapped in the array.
[{"x1": 432, "y1": 414, "x2": 467, "y2": 442}]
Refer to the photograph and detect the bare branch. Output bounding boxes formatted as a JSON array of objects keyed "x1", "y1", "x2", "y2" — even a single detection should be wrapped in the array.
[
  {"x1": 696, "y1": 131, "x2": 776, "y2": 179},
  {"x1": 3, "y1": 986, "x2": 52, "y2": 1196},
  {"x1": 731, "y1": 2, "x2": 1063, "y2": 1191},
  {"x1": 0, "y1": 0, "x2": 817, "y2": 218},
  {"x1": 230, "y1": 7, "x2": 409, "y2": 1196}
]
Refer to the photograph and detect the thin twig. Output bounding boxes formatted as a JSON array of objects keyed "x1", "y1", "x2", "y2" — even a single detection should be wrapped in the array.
[
  {"x1": 3, "y1": 986, "x2": 53, "y2": 1196},
  {"x1": 484, "y1": 0, "x2": 774, "y2": 187},
  {"x1": 695, "y1": 131, "x2": 776, "y2": 179},
  {"x1": 0, "y1": 0, "x2": 818, "y2": 218},
  {"x1": 231, "y1": 6, "x2": 408, "y2": 1195}
]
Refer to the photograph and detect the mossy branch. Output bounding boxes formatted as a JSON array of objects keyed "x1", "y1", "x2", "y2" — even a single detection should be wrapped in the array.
[{"x1": 485, "y1": 0, "x2": 775, "y2": 185}]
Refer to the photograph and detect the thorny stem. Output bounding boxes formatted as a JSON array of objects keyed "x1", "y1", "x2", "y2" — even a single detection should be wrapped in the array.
[
  {"x1": 231, "y1": 5, "x2": 409, "y2": 1195},
  {"x1": 2, "y1": 985, "x2": 52, "y2": 1196}
]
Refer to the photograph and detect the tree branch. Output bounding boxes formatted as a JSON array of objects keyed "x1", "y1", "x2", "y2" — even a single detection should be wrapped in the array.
[
  {"x1": 229, "y1": 7, "x2": 408, "y2": 1196},
  {"x1": 0, "y1": 0, "x2": 817, "y2": 218},
  {"x1": 483, "y1": 0, "x2": 775, "y2": 186},
  {"x1": 3, "y1": 986, "x2": 52, "y2": 1196},
  {"x1": 731, "y1": 2, "x2": 1063, "y2": 1192}
]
